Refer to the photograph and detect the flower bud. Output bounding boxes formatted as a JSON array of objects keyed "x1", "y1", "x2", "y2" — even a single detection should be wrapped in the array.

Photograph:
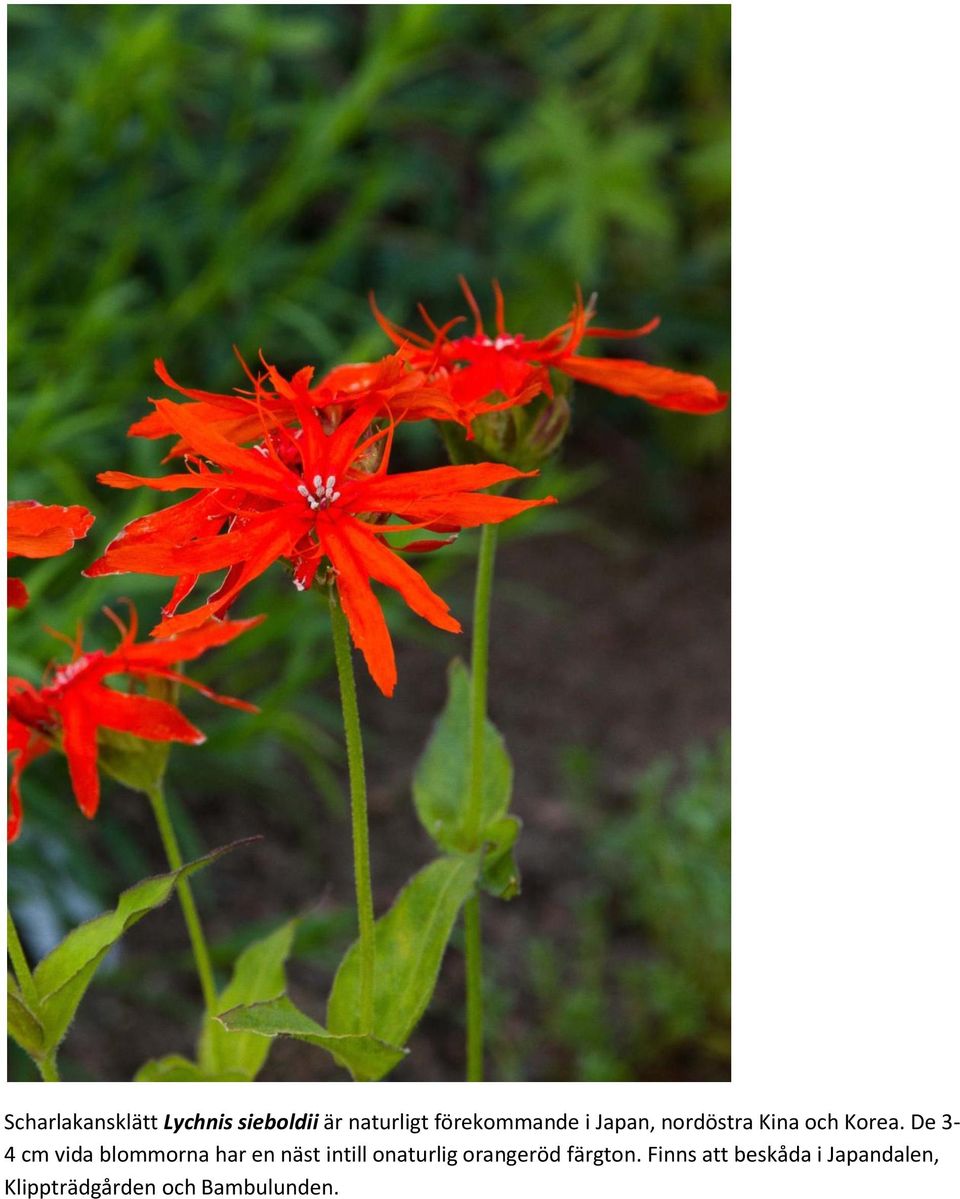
[{"x1": 440, "y1": 383, "x2": 571, "y2": 472}]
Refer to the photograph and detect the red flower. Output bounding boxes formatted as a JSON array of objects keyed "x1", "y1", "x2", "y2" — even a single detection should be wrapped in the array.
[
  {"x1": 372, "y1": 278, "x2": 728, "y2": 423},
  {"x1": 7, "y1": 500, "x2": 95, "y2": 608},
  {"x1": 6, "y1": 608, "x2": 260, "y2": 841},
  {"x1": 87, "y1": 400, "x2": 555, "y2": 696},
  {"x1": 7, "y1": 698, "x2": 50, "y2": 842},
  {"x1": 128, "y1": 351, "x2": 458, "y2": 455}
]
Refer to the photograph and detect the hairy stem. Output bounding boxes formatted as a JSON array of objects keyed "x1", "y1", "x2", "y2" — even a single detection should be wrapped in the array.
[
  {"x1": 329, "y1": 587, "x2": 376, "y2": 1034},
  {"x1": 146, "y1": 782, "x2": 218, "y2": 1014},
  {"x1": 463, "y1": 522, "x2": 499, "y2": 1080},
  {"x1": 38, "y1": 1056, "x2": 61, "y2": 1083},
  {"x1": 463, "y1": 894, "x2": 484, "y2": 1081},
  {"x1": 464, "y1": 523, "x2": 498, "y2": 846}
]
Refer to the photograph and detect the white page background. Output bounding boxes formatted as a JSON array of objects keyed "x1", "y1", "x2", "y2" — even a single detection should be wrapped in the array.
[{"x1": 3, "y1": 1, "x2": 959, "y2": 1196}]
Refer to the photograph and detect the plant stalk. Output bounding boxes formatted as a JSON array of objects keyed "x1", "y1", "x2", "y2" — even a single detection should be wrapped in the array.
[
  {"x1": 145, "y1": 782, "x2": 218, "y2": 1014},
  {"x1": 464, "y1": 523, "x2": 498, "y2": 846},
  {"x1": 328, "y1": 587, "x2": 376, "y2": 1034},
  {"x1": 463, "y1": 894, "x2": 484, "y2": 1081},
  {"x1": 38, "y1": 1057, "x2": 60, "y2": 1082},
  {"x1": 463, "y1": 522, "x2": 499, "y2": 1080}
]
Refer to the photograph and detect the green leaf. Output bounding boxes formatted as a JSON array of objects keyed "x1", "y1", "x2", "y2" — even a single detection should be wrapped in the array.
[
  {"x1": 480, "y1": 816, "x2": 522, "y2": 901},
  {"x1": 134, "y1": 1055, "x2": 246, "y2": 1082},
  {"x1": 218, "y1": 996, "x2": 405, "y2": 1082},
  {"x1": 327, "y1": 855, "x2": 479, "y2": 1078},
  {"x1": 7, "y1": 975, "x2": 45, "y2": 1062},
  {"x1": 198, "y1": 920, "x2": 297, "y2": 1080},
  {"x1": 32, "y1": 840, "x2": 251, "y2": 1055},
  {"x1": 413, "y1": 659, "x2": 513, "y2": 853}
]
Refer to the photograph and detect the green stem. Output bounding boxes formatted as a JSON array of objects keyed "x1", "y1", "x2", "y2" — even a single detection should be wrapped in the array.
[
  {"x1": 329, "y1": 587, "x2": 376, "y2": 1034},
  {"x1": 145, "y1": 783, "x2": 218, "y2": 1014},
  {"x1": 462, "y1": 522, "x2": 499, "y2": 1081},
  {"x1": 464, "y1": 523, "x2": 498, "y2": 847},
  {"x1": 38, "y1": 1056, "x2": 60, "y2": 1083},
  {"x1": 8, "y1": 909, "x2": 60, "y2": 1081},
  {"x1": 7, "y1": 909, "x2": 37, "y2": 1007},
  {"x1": 463, "y1": 894, "x2": 484, "y2": 1081}
]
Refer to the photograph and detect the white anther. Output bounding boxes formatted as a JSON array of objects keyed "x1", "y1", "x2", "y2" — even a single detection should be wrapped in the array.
[
  {"x1": 300, "y1": 473, "x2": 339, "y2": 511},
  {"x1": 297, "y1": 482, "x2": 320, "y2": 510}
]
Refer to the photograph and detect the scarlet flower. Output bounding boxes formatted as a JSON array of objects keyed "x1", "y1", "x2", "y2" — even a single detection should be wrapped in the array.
[
  {"x1": 372, "y1": 278, "x2": 728, "y2": 423},
  {"x1": 128, "y1": 351, "x2": 458, "y2": 455},
  {"x1": 7, "y1": 500, "x2": 95, "y2": 608},
  {"x1": 6, "y1": 608, "x2": 260, "y2": 842},
  {"x1": 86, "y1": 400, "x2": 555, "y2": 696}
]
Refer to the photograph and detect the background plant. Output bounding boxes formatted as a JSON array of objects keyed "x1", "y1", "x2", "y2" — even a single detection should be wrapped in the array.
[{"x1": 7, "y1": 4, "x2": 730, "y2": 1081}]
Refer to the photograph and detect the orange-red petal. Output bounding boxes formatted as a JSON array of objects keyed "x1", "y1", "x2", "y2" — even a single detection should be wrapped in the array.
[
  {"x1": 92, "y1": 687, "x2": 206, "y2": 745},
  {"x1": 560, "y1": 355, "x2": 728, "y2": 414},
  {"x1": 7, "y1": 501, "x2": 95, "y2": 559},
  {"x1": 150, "y1": 521, "x2": 295, "y2": 636},
  {"x1": 123, "y1": 616, "x2": 265, "y2": 668},
  {"x1": 322, "y1": 524, "x2": 398, "y2": 697},
  {"x1": 7, "y1": 719, "x2": 50, "y2": 842},
  {"x1": 136, "y1": 667, "x2": 259, "y2": 713},
  {"x1": 335, "y1": 520, "x2": 460, "y2": 635},
  {"x1": 355, "y1": 462, "x2": 534, "y2": 508},
  {"x1": 61, "y1": 702, "x2": 101, "y2": 819}
]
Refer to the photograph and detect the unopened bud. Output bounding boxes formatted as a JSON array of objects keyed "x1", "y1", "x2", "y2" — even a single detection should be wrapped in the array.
[{"x1": 440, "y1": 385, "x2": 571, "y2": 471}]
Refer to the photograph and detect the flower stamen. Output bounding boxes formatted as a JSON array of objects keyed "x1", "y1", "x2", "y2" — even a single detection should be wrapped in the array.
[{"x1": 298, "y1": 474, "x2": 341, "y2": 511}]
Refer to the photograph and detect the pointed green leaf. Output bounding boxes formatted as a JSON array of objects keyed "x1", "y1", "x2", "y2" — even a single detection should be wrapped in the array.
[
  {"x1": 198, "y1": 920, "x2": 297, "y2": 1080},
  {"x1": 7, "y1": 975, "x2": 45, "y2": 1061},
  {"x1": 134, "y1": 1055, "x2": 246, "y2": 1082},
  {"x1": 327, "y1": 855, "x2": 479, "y2": 1078},
  {"x1": 33, "y1": 839, "x2": 252, "y2": 1054},
  {"x1": 413, "y1": 660, "x2": 513, "y2": 853},
  {"x1": 480, "y1": 816, "x2": 522, "y2": 900},
  {"x1": 218, "y1": 996, "x2": 405, "y2": 1082}
]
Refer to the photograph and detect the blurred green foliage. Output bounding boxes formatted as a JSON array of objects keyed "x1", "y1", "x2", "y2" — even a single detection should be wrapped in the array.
[
  {"x1": 8, "y1": 0, "x2": 728, "y2": 826},
  {"x1": 491, "y1": 735, "x2": 731, "y2": 1080},
  {"x1": 8, "y1": 5, "x2": 729, "y2": 1080},
  {"x1": 8, "y1": 2, "x2": 729, "y2": 500}
]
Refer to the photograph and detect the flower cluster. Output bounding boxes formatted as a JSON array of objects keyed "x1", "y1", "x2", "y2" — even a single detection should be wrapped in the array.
[
  {"x1": 7, "y1": 277, "x2": 729, "y2": 1089},
  {"x1": 372, "y1": 279, "x2": 728, "y2": 423},
  {"x1": 86, "y1": 283, "x2": 725, "y2": 687},
  {"x1": 8, "y1": 609, "x2": 259, "y2": 840},
  {"x1": 8, "y1": 280, "x2": 726, "y2": 839},
  {"x1": 87, "y1": 396, "x2": 550, "y2": 696}
]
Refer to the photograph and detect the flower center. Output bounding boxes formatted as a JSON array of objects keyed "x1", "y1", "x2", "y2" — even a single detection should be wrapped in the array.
[
  {"x1": 49, "y1": 651, "x2": 105, "y2": 694},
  {"x1": 298, "y1": 474, "x2": 341, "y2": 512},
  {"x1": 454, "y1": 333, "x2": 524, "y2": 355},
  {"x1": 479, "y1": 335, "x2": 521, "y2": 351}
]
